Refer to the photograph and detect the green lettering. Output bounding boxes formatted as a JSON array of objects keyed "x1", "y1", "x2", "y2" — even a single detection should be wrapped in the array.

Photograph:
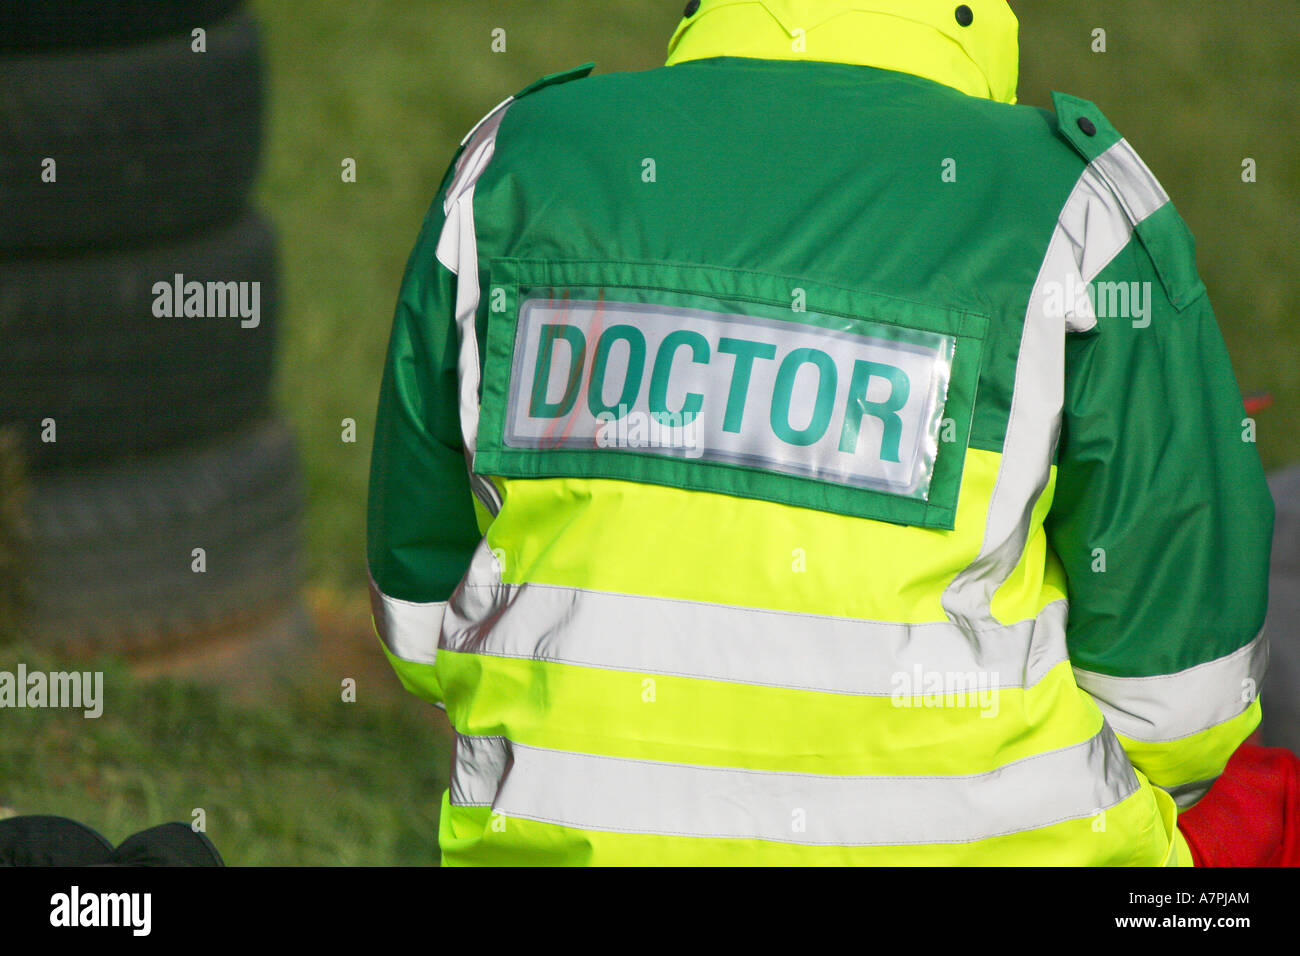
[
  {"x1": 650, "y1": 330, "x2": 709, "y2": 425},
  {"x1": 587, "y1": 324, "x2": 647, "y2": 418},
  {"x1": 839, "y1": 360, "x2": 910, "y2": 461},
  {"x1": 771, "y1": 348, "x2": 837, "y2": 446},
  {"x1": 718, "y1": 338, "x2": 777, "y2": 433},
  {"x1": 529, "y1": 324, "x2": 586, "y2": 418}
]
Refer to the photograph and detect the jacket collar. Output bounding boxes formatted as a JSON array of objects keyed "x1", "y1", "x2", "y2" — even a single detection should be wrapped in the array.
[{"x1": 666, "y1": 0, "x2": 1019, "y2": 104}]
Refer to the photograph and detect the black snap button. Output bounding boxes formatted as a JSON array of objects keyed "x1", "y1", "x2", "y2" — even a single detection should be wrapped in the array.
[
  {"x1": 684, "y1": 0, "x2": 700, "y2": 17},
  {"x1": 955, "y1": 5, "x2": 974, "y2": 26},
  {"x1": 1077, "y1": 116, "x2": 1097, "y2": 136}
]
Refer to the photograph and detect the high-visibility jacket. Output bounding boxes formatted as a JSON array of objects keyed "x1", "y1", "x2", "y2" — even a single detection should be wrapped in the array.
[{"x1": 367, "y1": 0, "x2": 1273, "y2": 865}]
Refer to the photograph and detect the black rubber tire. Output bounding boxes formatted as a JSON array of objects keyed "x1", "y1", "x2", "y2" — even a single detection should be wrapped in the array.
[
  {"x1": 0, "y1": 1, "x2": 243, "y2": 53},
  {"x1": 22, "y1": 419, "x2": 303, "y2": 654},
  {"x1": 0, "y1": 10, "x2": 262, "y2": 252},
  {"x1": 0, "y1": 211, "x2": 279, "y2": 473}
]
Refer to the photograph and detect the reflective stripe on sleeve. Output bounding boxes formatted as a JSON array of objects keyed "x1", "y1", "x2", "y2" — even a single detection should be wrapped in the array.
[
  {"x1": 1072, "y1": 631, "x2": 1267, "y2": 743},
  {"x1": 369, "y1": 576, "x2": 445, "y2": 665}
]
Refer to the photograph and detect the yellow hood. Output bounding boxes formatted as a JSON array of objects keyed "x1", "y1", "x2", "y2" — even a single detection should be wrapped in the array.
[{"x1": 666, "y1": 0, "x2": 1019, "y2": 104}]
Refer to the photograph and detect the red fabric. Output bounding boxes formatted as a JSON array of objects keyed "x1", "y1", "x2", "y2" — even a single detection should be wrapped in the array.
[{"x1": 1178, "y1": 744, "x2": 1300, "y2": 866}]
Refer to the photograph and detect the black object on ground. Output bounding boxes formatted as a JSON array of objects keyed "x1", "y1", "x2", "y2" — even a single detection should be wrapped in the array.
[{"x1": 0, "y1": 815, "x2": 224, "y2": 866}]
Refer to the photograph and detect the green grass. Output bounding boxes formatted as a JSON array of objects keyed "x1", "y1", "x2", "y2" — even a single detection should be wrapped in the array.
[{"x1": 0, "y1": 647, "x2": 449, "y2": 865}]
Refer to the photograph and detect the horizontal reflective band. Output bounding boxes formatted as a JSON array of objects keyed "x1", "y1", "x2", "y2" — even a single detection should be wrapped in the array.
[
  {"x1": 444, "y1": 557, "x2": 1069, "y2": 695},
  {"x1": 440, "y1": 798, "x2": 1174, "y2": 865},
  {"x1": 369, "y1": 577, "x2": 445, "y2": 665},
  {"x1": 1073, "y1": 632, "x2": 1267, "y2": 742},
  {"x1": 449, "y1": 729, "x2": 1138, "y2": 845}
]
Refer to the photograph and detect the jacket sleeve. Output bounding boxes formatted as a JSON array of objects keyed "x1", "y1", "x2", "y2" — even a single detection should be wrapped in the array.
[
  {"x1": 366, "y1": 166, "x2": 483, "y2": 707},
  {"x1": 1045, "y1": 214, "x2": 1274, "y2": 810}
]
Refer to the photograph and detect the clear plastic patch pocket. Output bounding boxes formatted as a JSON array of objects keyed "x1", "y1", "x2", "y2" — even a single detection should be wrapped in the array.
[{"x1": 476, "y1": 260, "x2": 988, "y2": 530}]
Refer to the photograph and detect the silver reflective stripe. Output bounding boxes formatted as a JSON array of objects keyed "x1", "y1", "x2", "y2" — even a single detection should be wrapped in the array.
[
  {"x1": 448, "y1": 729, "x2": 1138, "y2": 845},
  {"x1": 1092, "y1": 138, "x2": 1170, "y2": 228},
  {"x1": 1163, "y1": 778, "x2": 1216, "y2": 811},
  {"x1": 458, "y1": 94, "x2": 513, "y2": 148},
  {"x1": 1073, "y1": 631, "x2": 1267, "y2": 743},
  {"x1": 942, "y1": 140, "x2": 1170, "y2": 631},
  {"x1": 1066, "y1": 164, "x2": 1149, "y2": 293},
  {"x1": 451, "y1": 734, "x2": 511, "y2": 806},
  {"x1": 435, "y1": 97, "x2": 514, "y2": 517},
  {"x1": 941, "y1": 225, "x2": 1079, "y2": 632},
  {"x1": 369, "y1": 576, "x2": 445, "y2": 666},
  {"x1": 445, "y1": 542, "x2": 1070, "y2": 695}
]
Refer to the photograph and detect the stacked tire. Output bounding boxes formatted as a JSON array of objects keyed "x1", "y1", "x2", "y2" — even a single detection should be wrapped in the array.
[{"x1": 0, "y1": 3, "x2": 308, "y2": 658}]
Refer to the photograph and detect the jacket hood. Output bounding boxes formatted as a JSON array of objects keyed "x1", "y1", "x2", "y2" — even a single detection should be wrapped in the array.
[{"x1": 666, "y1": 0, "x2": 1020, "y2": 104}]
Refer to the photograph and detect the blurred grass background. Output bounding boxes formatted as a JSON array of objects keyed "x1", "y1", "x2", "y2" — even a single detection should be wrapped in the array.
[{"x1": 3, "y1": 0, "x2": 1294, "y2": 865}]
